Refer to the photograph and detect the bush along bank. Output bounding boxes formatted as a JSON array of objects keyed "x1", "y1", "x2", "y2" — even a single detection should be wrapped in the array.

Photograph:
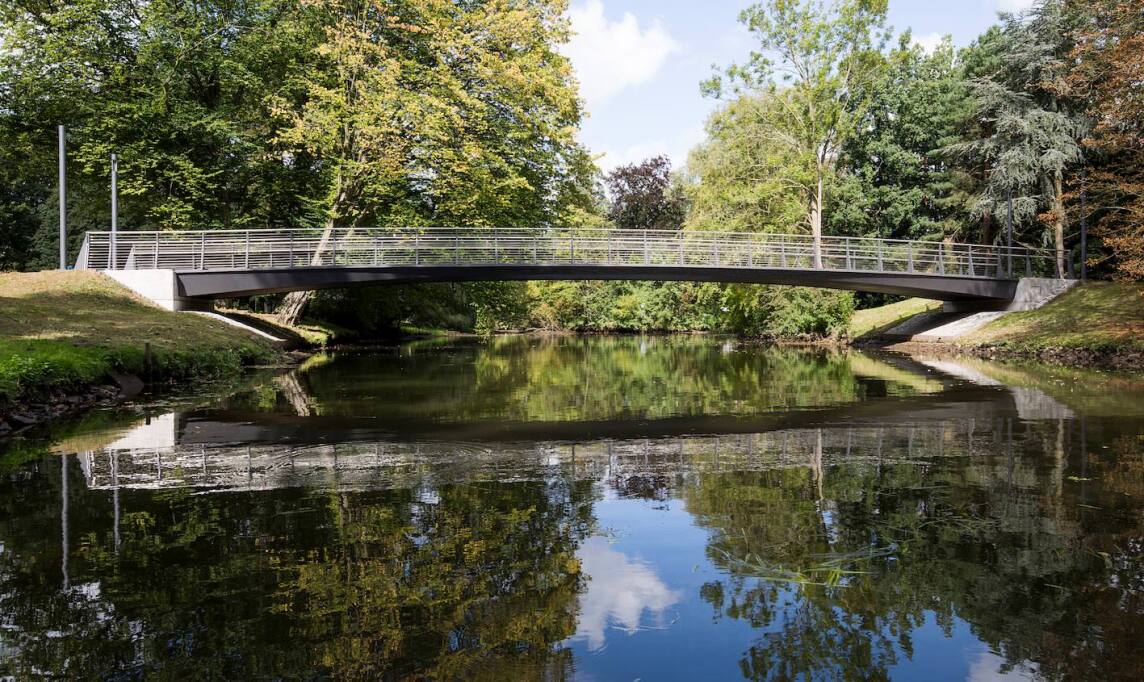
[{"x1": 0, "y1": 271, "x2": 280, "y2": 436}]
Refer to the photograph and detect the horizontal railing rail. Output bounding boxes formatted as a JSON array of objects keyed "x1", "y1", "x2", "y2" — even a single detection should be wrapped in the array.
[{"x1": 75, "y1": 227, "x2": 1060, "y2": 280}]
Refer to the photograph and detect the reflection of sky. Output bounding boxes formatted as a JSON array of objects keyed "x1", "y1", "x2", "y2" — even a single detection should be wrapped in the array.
[{"x1": 570, "y1": 536, "x2": 680, "y2": 651}]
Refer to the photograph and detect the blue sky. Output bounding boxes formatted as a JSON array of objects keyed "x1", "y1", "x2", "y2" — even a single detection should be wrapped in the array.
[{"x1": 562, "y1": 0, "x2": 1037, "y2": 172}]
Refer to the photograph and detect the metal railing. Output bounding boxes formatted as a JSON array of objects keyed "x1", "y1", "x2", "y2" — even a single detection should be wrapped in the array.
[{"x1": 75, "y1": 227, "x2": 1059, "y2": 279}]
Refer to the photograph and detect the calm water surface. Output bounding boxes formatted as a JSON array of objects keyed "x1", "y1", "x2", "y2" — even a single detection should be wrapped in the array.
[{"x1": 2, "y1": 336, "x2": 1144, "y2": 680}]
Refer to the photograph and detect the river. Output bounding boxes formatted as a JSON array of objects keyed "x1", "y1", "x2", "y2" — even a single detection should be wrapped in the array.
[{"x1": 2, "y1": 336, "x2": 1143, "y2": 679}]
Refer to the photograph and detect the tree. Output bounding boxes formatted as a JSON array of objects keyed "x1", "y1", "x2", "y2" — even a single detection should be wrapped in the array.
[
  {"x1": 826, "y1": 35, "x2": 968, "y2": 242},
  {"x1": 604, "y1": 155, "x2": 686, "y2": 230},
  {"x1": 703, "y1": 0, "x2": 890, "y2": 267},
  {"x1": 276, "y1": 0, "x2": 593, "y2": 325},
  {"x1": 0, "y1": 0, "x2": 321, "y2": 269},
  {"x1": 1059, "y1": 0, "x2": 1144, "y2": 280},
  {"x1": 944, "y1": 0, "x2": 1088, "y2": 277},
  {"x1": 684, "y1": 93, "x2": 807, "y2": 234}
]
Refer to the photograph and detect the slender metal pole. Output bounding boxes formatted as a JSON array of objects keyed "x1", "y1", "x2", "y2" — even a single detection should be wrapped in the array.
[
  {"x1": 58, "y1": 126, "x2": 67, "y2": 269},
  {"x1": 110, "y1": 153, "x2": 118, "y2": 269},
  {"x1": 1006, "y1": 190, "x2": 1014, "y2": 276}
]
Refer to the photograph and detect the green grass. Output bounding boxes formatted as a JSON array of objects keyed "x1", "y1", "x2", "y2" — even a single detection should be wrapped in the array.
[
  {"x1": 0, "y1": 270, "x2": 276, "y2": 407},
  {"x1": 961, "y1": 282, "x2": 1144, "y2": 353},
  {"x1": 849, "y1": 298, "x2": 942, "y2": 339}
]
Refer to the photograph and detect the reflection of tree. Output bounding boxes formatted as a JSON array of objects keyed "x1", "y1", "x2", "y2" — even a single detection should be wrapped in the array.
[
  {"x1": 0, "y1": 459, "x2": 595, "y2": 678},
  {"x1": 256, "y1": 336, "x2": 917, "y2": 423},
  {"x1": 683, "y1": 419, "x2": 1144, "y2": 681}
]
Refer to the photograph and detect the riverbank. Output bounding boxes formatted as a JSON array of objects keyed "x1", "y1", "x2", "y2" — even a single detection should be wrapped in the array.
[
  {"x1": 0, "y1": 271, "x2": 285, "y2": 435},
  {"x1": 858, "y1": 282, "x2": 1144, "y2": 371}
]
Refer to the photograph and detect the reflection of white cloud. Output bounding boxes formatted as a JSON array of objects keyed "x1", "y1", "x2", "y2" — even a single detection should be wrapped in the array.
[
  {"x1": 564, "y1": 1, "x2": 682, "y2": 110},
  {"x1": 968, "y1": 650, "x2": 1039, "y2": 681},
  {"x1": 571, "y1": 536, "x2": 680, "y2": 651}
]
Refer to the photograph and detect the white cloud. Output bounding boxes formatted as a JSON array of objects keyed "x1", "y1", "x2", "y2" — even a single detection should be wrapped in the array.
[
  {"x1": 912, "y1": 32, "x2": 946, "y2": 54},
  {"x1": 997, "y1": 0, "x2": 1036, "y2": 13},
  {"x1": 564, "y1": 0, "x2": 682, "y2": 110},
  {"x1": 568, "y1": 537, "x2": 681, "y2": 651},
  {"x1": 598, "y1": 123, "x2": 705, "y2": 173}
]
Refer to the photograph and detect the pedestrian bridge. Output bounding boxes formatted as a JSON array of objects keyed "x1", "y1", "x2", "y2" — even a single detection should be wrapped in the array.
[{"x1": 75, "y1": 228, "x2": 1057, "y2": 305}]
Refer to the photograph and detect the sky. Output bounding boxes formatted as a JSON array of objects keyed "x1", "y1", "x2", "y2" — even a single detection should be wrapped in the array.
[{"x1": 562, "y1": 0, "x2": 1039, "y2": 173}]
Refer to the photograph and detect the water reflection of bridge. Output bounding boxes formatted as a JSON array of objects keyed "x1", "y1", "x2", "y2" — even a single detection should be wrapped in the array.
[
  {"x1": 68, "y1": 354, "x2": 1077, "y2": 493},
  {"x1": 80, "y1": 419, "x2": 1031, "y2": 493}
]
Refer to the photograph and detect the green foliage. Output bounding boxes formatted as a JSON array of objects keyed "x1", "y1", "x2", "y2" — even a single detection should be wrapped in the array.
[{"x1": 826, "y1": 36, "x2": 968, "y2": 241}]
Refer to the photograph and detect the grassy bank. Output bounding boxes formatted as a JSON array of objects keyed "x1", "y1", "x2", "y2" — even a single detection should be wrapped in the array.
[
  {"x1": 959, "y1": 282, "x2": 1144, "y2": 357},
  {"x1": 850, "y1": 298, "x2": 942, "y2": 339},
  {"x1": 0, "y1": 271, "x2": 277, "y2": 412}
]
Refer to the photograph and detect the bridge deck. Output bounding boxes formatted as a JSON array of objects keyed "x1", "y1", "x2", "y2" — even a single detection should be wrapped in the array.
[{"x1": 76, "y1": 228, "x2": 1058, "y2": 301}]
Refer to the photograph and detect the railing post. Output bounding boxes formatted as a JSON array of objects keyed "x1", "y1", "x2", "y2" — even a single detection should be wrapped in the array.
[
  {"x1": 533, "y1": 236, "x2": 538, "y2": 264},
  {"x1": 455, "y1": 236, "x2": 460, "y2": 264},
  {"x1": 907, "y1": 242, "x2": 914, "y2": 273},
  {"x1": 643, "y1": 231, "x2": 649, "y2": 265},
  {"x1": 571, "y1": 233, "x2": 575, "y2": 264},
  {"x1": 289, "y1": 232, "x2": 295, "y2": 267},
  {"x1": 153, "y1": 233, "x2": 159, "y2": 269},
  {"x1": 714, "y1": 240, "x2": 720, "y2": 267},
  {"x1": 1026, "y1": 252, "x2": 1031, "y2": 277},
  {"x1": 373, "y1": 236, "x2": 379, "y2": 266},
  {"x1": 937, "y1": 242, "x2": 944, "y2": 275},
  {"x1": 749, "y1": 240, "x2": 754, "y2": 267},
  {"x1": 331, "y1": 229, "x2": 338, "y2": 266},
  {"x1": 845, "y1": 239, "x2": 852, "y2": 270},
  {"x1": 678, "y1": 237, "x2": 684, "y2": 265},
  {"x1": 244, "y1": 231, "x2": 250, "y2": 269},
  {"x1": 415, "y1": 235, "x2": 420, "y2": 266},
  {"x1": 780, "y1": 239, "x2": 787, "y2": 268},
  {"x1": 200, "y1": 232, "x2": 206, "y2": 270},
  {"x1": 493, "y1": 228, "x2": 498, "y2": 262},
  {"x1": 968, "y1": 248, "x2": 975, "y2": 277},
  {"x1": 607, "y1": 236, "x2": 612, "y2": 264},
  {"x1": 877, "y1": 241, "x2": 883, "y2": 271}
]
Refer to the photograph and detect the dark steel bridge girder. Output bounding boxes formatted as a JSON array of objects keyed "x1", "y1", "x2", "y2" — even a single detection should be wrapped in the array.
[{"x1": 175, "y1": 264, "x2": 1018, "y2": 302}]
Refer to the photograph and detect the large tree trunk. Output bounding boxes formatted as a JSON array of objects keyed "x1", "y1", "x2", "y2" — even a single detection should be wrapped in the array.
[
  {"x1": 810, "y1": 171, "x2": 824, "y2": 269},
  {"x1": 1052, "y1": 173, "x2": 1067, "y2": 279},
  {"x1": 276, "y1": 182, "x2": 347, "y2": 327}
]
